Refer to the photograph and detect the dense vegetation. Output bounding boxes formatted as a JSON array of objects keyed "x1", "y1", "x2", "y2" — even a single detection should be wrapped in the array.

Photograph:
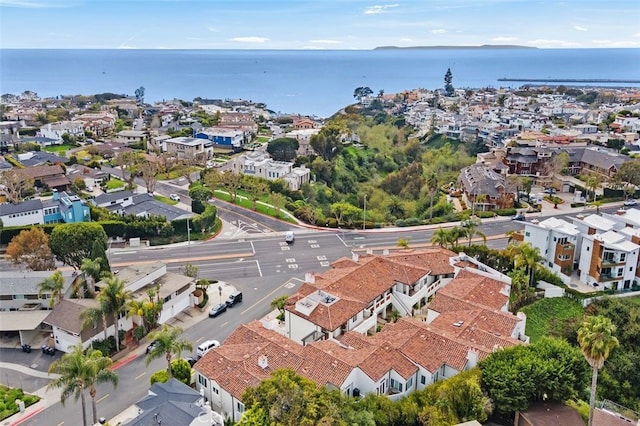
[{"x1": 287, "y1": 111, "x2": 479, "y2": 227}]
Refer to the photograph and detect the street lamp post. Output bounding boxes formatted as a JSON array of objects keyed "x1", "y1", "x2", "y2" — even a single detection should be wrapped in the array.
[
  {"x1": 362, "y1": 194, "x2": 367, "y2": 231},
  {"x1": 187, "y1": 217, "x2": 191, "y2": 245},
  {"x1": 218, "y1": 285, "x2": 222, "y2": 304}
]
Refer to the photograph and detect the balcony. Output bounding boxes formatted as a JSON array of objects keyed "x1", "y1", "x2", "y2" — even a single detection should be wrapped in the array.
[
  {"x1": 601, "y1": 257, "x2": 626, "y2": 266},
  {"x1": 598, "y1": 274, "x2": 622, "y2": 282}
]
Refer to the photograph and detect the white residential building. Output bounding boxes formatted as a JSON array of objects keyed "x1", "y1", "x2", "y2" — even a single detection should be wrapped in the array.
[
  {"x1": 523, "y1": 217, "x2": 580, "y2": 278},
  {"x1": 229, "y1": 151, "x2": 311, "y2": 190},
  {"x1": 39, "y1": 121, "x2": 85, "y2": 141},
  {"x1": 578, "y1": 230, "x2": 639, "y2": 290}
]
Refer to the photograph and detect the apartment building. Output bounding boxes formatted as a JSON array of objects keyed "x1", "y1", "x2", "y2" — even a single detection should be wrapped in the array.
[
  {"x1": 194, "y1": 249, "x2": 527, "y2": 421},
  {"x1": 523, "y1": 217, "x2": 580, "y2": 276},
  {"x1": 577, "y1": 230, "x2": 639, "y2": 290},
  {"x1": 229, "y1": 151, "x2": 311, "y2": 190}
]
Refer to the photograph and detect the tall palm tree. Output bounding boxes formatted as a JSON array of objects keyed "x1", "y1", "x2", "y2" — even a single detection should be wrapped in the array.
[
  {"x1": 460, "y1": 219, "x2": 486, "y2": 246},
  {"x1": 48, "y1": 344, "x2": 118, "y2": 426},
  {"x1": 38, "y1": 270, "x2": 65, "y2": 308},
  {"x1": 80, "y1": 257, "x2": 102, "y2": 298},
  {"x1": 577, "y1": 315, "x2": 619, "y2": 426},
  {"x1": 97, "y1": 277, "x2": 132, "y2": 352},
  {"x1": 145, "y1": 324, "x2": 193, "y2": 377},
  {"x1": 86, "y1": 349, "x2": 118, "y2": 425},
  {"x1": 426, "y1": 172, "x2": 439, "y2": 221}
]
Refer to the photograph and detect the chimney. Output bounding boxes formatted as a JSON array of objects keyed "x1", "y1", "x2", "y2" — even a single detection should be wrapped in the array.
[
  {"x1": 258, "y1": 355, "x2": 268, "y2": 369},
  {"x1": 383, "y1": 249, "x2": 389, "y2": 256},
  {"x1": 352, "y1": 252, "x2": 359, "y2": 262},
  {"x1": 466, "y1": 347, "x2": 479, "y2": 368},
  {"x1": 304, "y1": 272, "x2": 315, "y2": 284},
  {"x1": 52, "y1": 189, "x2": 59, "y2": 200},
  {"x1": 366, "y1": 248, "x2": 373, "y2": 255}
]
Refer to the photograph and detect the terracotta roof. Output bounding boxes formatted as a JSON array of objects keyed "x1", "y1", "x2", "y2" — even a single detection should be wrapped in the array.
[
  {"x1": 434, "y1": 269, "x2": 508, "y2": 311},
  {"x1": 286, "y1": 249, "x2": 456, "y2": 331}
]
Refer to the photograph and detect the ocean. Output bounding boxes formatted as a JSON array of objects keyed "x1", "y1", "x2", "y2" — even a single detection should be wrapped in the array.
[{"x1": 1, "y1": 48, "x2": 639, "y2": 118}]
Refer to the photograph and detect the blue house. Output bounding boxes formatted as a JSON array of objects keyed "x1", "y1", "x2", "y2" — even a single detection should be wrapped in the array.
[
  {"x1": 42, "y1": 190, "x2": 91, "y2": 224},
  {"x1": 194, "y1": 126, "x2": 245, "y2": 152}
]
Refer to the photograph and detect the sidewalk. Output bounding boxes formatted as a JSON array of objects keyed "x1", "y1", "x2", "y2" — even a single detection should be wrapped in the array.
[{"x1": 4, "y1": 282, "x2": 239, "y2": 426}]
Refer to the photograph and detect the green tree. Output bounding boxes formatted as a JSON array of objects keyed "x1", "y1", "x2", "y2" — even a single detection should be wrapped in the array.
[
  {"x1": 170, "y1": 358, "x2": 192, "y2": 385},
  {"x1": 145, "y1": 324, "x2": 193, "y2": 378},
  {"x1": 397, "y1": 237, "x2": 411, "y2": 249},
  {"x1": 244, "y1": 177, "x2": 269, "y2": 211},
  {"x1": 426, "y1": 172, "x2": 440, "y2": 221},
  {"x1": 616, "y1": 159, "x2": 640, "y2": 186},
  {"x1": 460, "y1": 218, "x2": 486, "y2": 246},
  {"x1": 81, "y1": 301, "x2": 109, "y2": 342},
  {"x1": 444, "y1": 68, "x2": 454, "y2": 96},
  {"x1": 266, "y1": 137, "x2": 299, "y2": 162},
  {"x1": 267, "y1": 191, "x2": 287, "y2": 218},
  {"x1": 38, "y1": 270, "x2": 66, "y2": 308},
  {"x1": 353, "y1": 86, "x2": 373, "y2": 104},
  {"x1": 49, "y1": 222, "x2": 108, "y2": 269},
  {"x1": 6, "y1": 227, "x2": 56, "y2": 271},
  {"x1": 270, "y1": 295, "x2": 288, "y2": 321},
  {"x1": 97, "y1": 277, "x2": 132, "y2": 352},
  {"x1": 242, "y1": 369, "x2": 342, "y2": 426},
  {"x1": 80, "y1": 257, "x2": 102, "y2": 298},
  {"x1": 47, "y1": 343, "x2": 118, "y2": 426},
  {"x1": 182, "y1": 263, "x2": 199, "y2": 279},
  {"x1": 90, "y1": 239, "x2": 110, "y2": 274},
  {"x1": 585, "y1": 175, "x2": 600, "y2": 203},
  {"x1": 508, "y1": 242, "x2": 543, "y2": 288},
  {"x1": 577, "y1": 315, "x2": 620, "y2": 426},
  {"x1": 330, "y1": 201, "x2": 362, "y2": 227},
  {"x1": 189, "y1": 184, "x2": 214, "y2": 214}
]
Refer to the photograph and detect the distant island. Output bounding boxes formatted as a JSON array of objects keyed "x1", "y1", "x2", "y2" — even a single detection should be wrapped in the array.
[{"x1": 374, "y1": 44, "x2": 537, "y2": 50}]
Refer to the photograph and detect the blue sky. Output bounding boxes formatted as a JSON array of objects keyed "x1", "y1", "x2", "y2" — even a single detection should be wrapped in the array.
[{"x1": 1, "y1": 0, "x2": 639, "y2": 49}]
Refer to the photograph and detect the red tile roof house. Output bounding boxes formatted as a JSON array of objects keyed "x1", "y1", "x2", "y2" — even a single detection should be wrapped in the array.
[{"x1": 194, "y1": 249, "x2": 528, "y2": 421}]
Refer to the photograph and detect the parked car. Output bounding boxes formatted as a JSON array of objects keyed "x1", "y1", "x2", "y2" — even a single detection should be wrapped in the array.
[
  {"x1": 209, "y1": 303, "x2": 227, "y2": 318},
  {"x1": 512, "y1": 214, "x2": 526, "y2": 221},
  {"x1": 183, "y1": 356, "x2": 197, "y2": 367},
  {"x1": 169, "y1": 193, "x2": 180, "y2": 202},
  {"x1": 146, "y1": 340, "x2": 159, "y2": 354},
  {"x1": 196, "y1": 339, "x2": 220, "y2": 359},
  {"x1": 624, "y1": 198, "x2": 638, "y2": 206},
  {"x1": 225, "y1": 290, "x2": 243, "y2": 308}
]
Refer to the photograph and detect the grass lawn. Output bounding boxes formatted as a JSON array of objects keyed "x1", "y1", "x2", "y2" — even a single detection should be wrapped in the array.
[
  {"x1": 212, "y1": 190, "x2": 296, "y2": 224},
  {"x1": 0, "y1": 385, "x2": 40, "y2": 421},
  {"x1": 104, "y1": 179, "x2": 125, "y2": 190},
  {"x1": 521, "y1": 297, "x2": 584, "y2": 343},
  {"x1": 43, "y1": 144, "x2": 75, "y2": 153},
  {"x1": 154, "y1": 194, "x2": 178, "y2": 205}
]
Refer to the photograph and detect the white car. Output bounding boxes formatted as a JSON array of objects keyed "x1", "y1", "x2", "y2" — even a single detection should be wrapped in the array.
[
  {"x1": 196, "y1": 339, "x2": 220, "y2": 359},
  {"x1": 624, "y1": 199, "x2": 637, "y2": 206},
  {"x1": 169, "y1": 194, "x2": 180, "y2": 202}
]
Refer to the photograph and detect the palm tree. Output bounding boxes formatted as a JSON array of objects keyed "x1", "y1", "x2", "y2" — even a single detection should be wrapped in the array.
[
  {"x1": 86, "y1": 349, "x2": 118, "y2": 425},
  {"x1": 48, "y1": 343, "x2": 118, "y2": 426},
  {"x1": 38, "y1": 270, "x2": 65, "y2": 308},
  {"x1": 426, "y1": 172, "x2": 439, "y2": 221},
  {"x1": 145, "y1": 324, "x2": 193, "y2": 377},
  {"x1": 460, "y1": 219, "x2": 486, "y2": 246},
  {"x1": 80, "y1": 303, "x2": 109, "y2": 341},
  {"x1": 80, "y1": 257, "x2": 102, "y2": 298},
  {"x1": 577, "y1": 315, "x2": 619, "y2": 426},
  {"x1": 430, "y1": 227, "x2": 450, "y2": 248},
  {"x1": 585, "y1": 175, "x2": 599, "y2": 203},
  {"x1": 509, "y1": 242, "x2": 543, "y2": 288},
  {"x1": 97, "y1": 277, "x2": 132, "y2": 352},
  {"x1": 397, "y1": 237, "x2": 411, "y2": 249},
  {"x1": 589, "y1": 199, "x2": 603, "y2": 214}
]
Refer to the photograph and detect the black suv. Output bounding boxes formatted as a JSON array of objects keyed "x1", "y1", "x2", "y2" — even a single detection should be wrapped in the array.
[{"x1": 226, "y1": 290, "x2": 243, "y2": 307}]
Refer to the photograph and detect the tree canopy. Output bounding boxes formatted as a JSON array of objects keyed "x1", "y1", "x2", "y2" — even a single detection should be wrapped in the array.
[
  {"x1": 267, "y1": 137, "x2": 299, "y2": 162},
  {"x1": 49, "y1": 222, "x2": 108, "y2": 269},
  {"x1": 6, "y1": 227, "x2": 56, "y2": 270}
]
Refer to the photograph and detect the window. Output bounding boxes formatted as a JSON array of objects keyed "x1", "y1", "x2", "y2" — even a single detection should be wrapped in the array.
[
  {"x1": 198, "y1": 375, "x2": 208, "y2": 387},
  {"x1": 212, "y1": 386, "x2": 219, "y2": 395},
  {"x1": 236, "y1": 402, "x2": 245, "y2": 414},
  {"x1": 525, "y1": 232, "x2": 530, "y2": 237},
  {"x1": 421, "y1": 375, "x2": 426, "y2": 385},
  {"x1": 352, "y1": 314, "x2": 358, "y2": 323},
  {"x1": 620, "y1": 253, "x2": 626, "y2": 262}
]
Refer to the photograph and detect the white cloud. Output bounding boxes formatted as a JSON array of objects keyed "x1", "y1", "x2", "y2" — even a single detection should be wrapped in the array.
[
  {"x1": 592, "y1": 39, "x2": 640, "y2": 47},
  {"x1": 206, "y1": 25, "x2": 220, "y2": 33},
  {"x1": 231, "y1": 37, "x2": 269, "y2": 43},
  {"x1": 399, "y1": 38, "x2": 413, "y2": 42},
  {"x1": 431, "y1": 29, "x2": 447, "y2": 34},
  {"x1": 491, "y1": 36, "x2": 518, "y2": 42},
  {"x1": 573, "y1": 25, "x2": 587, "y2": 32},
  {"x1": 633, "y1": 33, "x2": 640, "y2": 37},
  {"x1": 363, "y1": 4, "x2": 399, "y2": 15},
  {"x1": 309, "y1": 39, "x2": 342, "y2": 45}
]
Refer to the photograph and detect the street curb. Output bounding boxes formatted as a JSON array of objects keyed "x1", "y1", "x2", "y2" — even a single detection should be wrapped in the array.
[{"x1": 9, "y1": 406, "x2": 44, "y2": 426}]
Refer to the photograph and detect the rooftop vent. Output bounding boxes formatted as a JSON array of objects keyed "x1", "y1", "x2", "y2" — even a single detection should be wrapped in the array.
[{"x1": 258, "y1": 355, "x2": 268, "y2": 369}]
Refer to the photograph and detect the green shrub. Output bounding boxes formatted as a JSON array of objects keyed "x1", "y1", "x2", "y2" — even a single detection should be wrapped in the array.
[
  {"x1": 150, "y1": 370, "x2": 169, "y2": 385},
  {"x1": 170, "y1": 359, "x2": 192, "y2": 385}
]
